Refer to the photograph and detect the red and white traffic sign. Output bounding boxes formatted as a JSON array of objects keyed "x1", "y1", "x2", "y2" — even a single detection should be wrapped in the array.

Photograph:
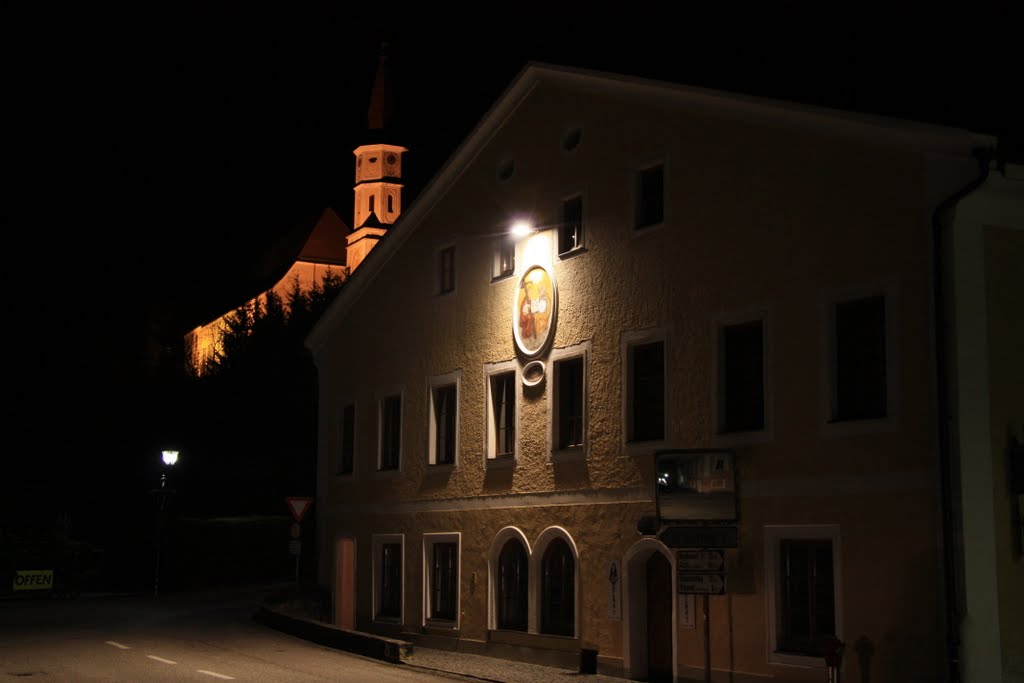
[{"x1": 285, "y1": 496, "x2": 313, "y2": 523}]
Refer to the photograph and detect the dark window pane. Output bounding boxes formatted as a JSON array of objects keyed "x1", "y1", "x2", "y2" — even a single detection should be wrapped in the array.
[
  {"x1": 556, "y1": 357, "x2": 584, "y2": 449},
  {"x1": 541, "y1": 539, "x2": 575, "y2": 636},
  {"x1": 380, "y1": 395, "x2": 401, "y2": 470},
  {"x1": 723, "y1": 321, "x2": 764, "y2": 432},
  {"x1": 779, "y1": 539, "x2": 835, "y2": 655},
  {"x1": 492, "y1": 373, "x2": 515, "y2": 456},
  {"x1": 497, "y1": 540, "x2": 528, "y2": 630},
  {"x1": 379, "y1": 543, "x2": 401, "y2": 618},
  {"x1": 835, "y1": 295, "x2": 886, "y2": 420},
  {"x1": 630, "y1": 341, "x2": 664, "y2": 441},
  {"x1": 435, "y1": 385, "x2": 457, "y2": 464},
  {"x1": 560, "y1": 196, "x2": 583, "y2": 254},
  {"x1": 439, "y1": 246, "x2": 455, "y2": 294},
  {"x1": 431, "y1": 542, "x2": 457, "y2": 620},
  {"x1": 635, "y1": 164, "x2": 664, "y2": 229},
  {"x1": 496, "y1": 239, "x2": 514, "y2": 278}
]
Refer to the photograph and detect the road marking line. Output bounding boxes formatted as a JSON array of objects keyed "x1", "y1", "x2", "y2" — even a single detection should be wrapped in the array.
[
  {"x1": 106, "y1": 641, "x2": 131, "y2": 649},
  {"x1": 197, "y1": 670, "x2": 235, "y2": 680},
  {"x1": 147, "y1": 655, "x2": 177, "y2": 664}
]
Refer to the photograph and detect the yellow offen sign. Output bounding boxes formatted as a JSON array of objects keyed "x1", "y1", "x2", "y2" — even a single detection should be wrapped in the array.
[{"x1": 13, "y1": 569, "x2": 53, "y2": 591}]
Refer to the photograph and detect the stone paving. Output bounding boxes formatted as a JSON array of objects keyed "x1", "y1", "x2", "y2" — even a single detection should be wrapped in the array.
[{"x1": 401, "y1": 646, "x2": 625, "y2": 683}]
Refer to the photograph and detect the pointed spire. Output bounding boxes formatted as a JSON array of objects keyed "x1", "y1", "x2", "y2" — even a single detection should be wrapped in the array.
[{"x1": 367, "y1": 42, "x2": 394, "y2": 132}]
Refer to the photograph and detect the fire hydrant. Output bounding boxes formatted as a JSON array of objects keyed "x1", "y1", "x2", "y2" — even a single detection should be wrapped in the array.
[{"x1": 823, "y1": 636, "x2": 845, "y2": 683}]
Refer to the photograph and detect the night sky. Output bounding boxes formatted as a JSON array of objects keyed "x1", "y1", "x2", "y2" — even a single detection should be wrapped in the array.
[
  {"x1": 41, "y1": 2, "x2": 1019, "y2": 343},
  {"x1": 9, "y1": 2, "x2": 1020, "y2": 534}
]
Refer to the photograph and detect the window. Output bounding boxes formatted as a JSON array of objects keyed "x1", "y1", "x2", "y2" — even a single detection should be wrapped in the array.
[
  {"x1": 720, "y1": 320, "x2": 765, "y2": 433},
  {"x1": 429, "y1": 371, "x2": 460, "y2": 466},
  {"x1": 555, "y1": 357, "x2": 585, "y2": 450},
  {"x1": 369, "y1": 195, "x2": 375, "y2": 214},
  {"x1": 487, "y1": 368, "x2": 516, "y2": 459},
  {"x1": 493, "y1": 237, "x2": 515, "y2": 280},
  {"x1": 497, "y1": 539, "x2": 528, "y2": 631},
  {"x1": 561, "y1": 126, "x2": 582, "y2": 152},
  {"x1": 379, "y1": 394, "x2": 401, "y2": 471},
  {"x1": 387, "y1": 195, "x2": 394, "y2": 213},
  {"x1": 424, "y1": 533, "x2": 460, "y2": 624},
  {"x1": 337, "y1": 402, "x2": 355, "y2": 475},
  {"x1": 540, "y1": 538, "x2": 575, "y2": 636},
  {"x1": 634, "y1": 162, "x2": 664, "y2": 229},
  {"x1": 559, "y1": 194, "x2": 584, "y2": 255},
  {"x1": 833, "y1": 295, "x2": 886, "y2": 420},
  {"x1": 626, "y1": 337, "x2": 665, "y2": 443},
  {"x1": 438, "y1": 244, "x2": 456, "y2": 294},
  {"x1": 765, "y1": 525, "x2": 842, "y2": 665},
  {"x1": 373, "y1": 535, "x2": 403, "y2": 621}
]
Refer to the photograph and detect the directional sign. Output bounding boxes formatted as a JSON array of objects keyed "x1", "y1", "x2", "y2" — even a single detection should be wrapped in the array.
[
  {"x1": 677, "y1": 549, "x2": 725, "y2": 571},
  {"x1": 660, "y1": 525, "x2": 738, "y2": 548},
  {"x1": 285, "y1": 496, "x2": 313, "y2": 523},
  {"x1": 677, "y1": 573, "x2": 726, "y2": 595}
]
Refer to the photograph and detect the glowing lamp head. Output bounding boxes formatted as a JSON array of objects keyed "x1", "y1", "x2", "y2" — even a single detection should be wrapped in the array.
[
  {"x1": 510, "y1": 220, "x2": 534, "y2": 238},
  {"x1": 161, "y1": 450, "x2": 179, "y2": 467}
]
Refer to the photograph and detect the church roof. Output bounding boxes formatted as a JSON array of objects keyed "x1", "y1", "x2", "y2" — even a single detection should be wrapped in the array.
[
  {"x1": 298, "y1": 206, "x2": 349, "y2": 265},
  {"x1": 356, "y1": 208, "x2": 385, "y2": 231}
]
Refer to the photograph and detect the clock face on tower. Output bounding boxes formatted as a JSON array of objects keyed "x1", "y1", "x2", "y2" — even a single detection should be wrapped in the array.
[{"x1": 384, "y1": 152, "x2": 399, "y2": 176}]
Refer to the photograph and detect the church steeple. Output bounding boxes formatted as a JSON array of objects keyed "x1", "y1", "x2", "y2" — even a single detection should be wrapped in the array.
[{"x1": 347, "y1": 42, "x2": 408, "y2": 273}]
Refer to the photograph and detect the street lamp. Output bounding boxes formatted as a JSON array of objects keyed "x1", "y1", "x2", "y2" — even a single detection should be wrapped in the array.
[{"x1": 153, "y1": 450, "x2": 179, "y2": 597}]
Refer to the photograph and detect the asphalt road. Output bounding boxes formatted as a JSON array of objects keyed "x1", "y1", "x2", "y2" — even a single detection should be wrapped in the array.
[{"x1": 0, "y1": 584, "x2": 464, "y2": 682}]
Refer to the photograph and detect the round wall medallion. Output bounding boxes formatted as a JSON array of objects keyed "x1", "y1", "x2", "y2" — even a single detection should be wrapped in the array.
[
  {"x1": 522, "y1": 360, "x2": 546, "y2": 387},
  {"x1": 512, "y1": 264, "x2": 557, "y2": 358}
]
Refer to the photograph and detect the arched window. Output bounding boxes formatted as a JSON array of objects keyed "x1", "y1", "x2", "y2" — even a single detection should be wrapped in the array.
[
  {"x1": 541, "y1": 538, "x2": 575, "y2": 636},
  {"x1": 369, "y1": 195, "x2": 375, "y2": 213},
  {"x1": 497, "y1": 539, "x2": 528, "y2": 631}
]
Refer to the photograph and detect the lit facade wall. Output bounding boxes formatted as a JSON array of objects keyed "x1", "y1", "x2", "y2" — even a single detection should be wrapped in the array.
[{"x1": 309, "y1": 67, "x2": 988, "y2": 682}]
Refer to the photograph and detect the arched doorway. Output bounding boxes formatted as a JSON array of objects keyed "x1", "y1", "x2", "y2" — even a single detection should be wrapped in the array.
[
  {"x1": 334, "y1": 537, "x2": 356, "y2": 630},
  {"x1": 624, "y1": 539, "x2": 674, "y2": 681}
]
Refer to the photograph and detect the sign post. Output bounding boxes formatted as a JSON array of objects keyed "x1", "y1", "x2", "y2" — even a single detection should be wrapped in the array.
[
  {"x1": 676, "y1": 548, "x2": 729, "y2": 683},
  {"x1": 285, "y1": 497, "x2": 313, "y2": 584}
]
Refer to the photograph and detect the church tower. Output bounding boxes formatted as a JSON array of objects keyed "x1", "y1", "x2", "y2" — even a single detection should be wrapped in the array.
[{"x1": 347, "y1": 43, "x2": 407, "y2": 272}]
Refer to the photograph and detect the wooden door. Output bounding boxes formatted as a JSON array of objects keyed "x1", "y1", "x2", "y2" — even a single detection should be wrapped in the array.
[{"x1": 646, "y1": 552, "x2": 673, "y2": 682}]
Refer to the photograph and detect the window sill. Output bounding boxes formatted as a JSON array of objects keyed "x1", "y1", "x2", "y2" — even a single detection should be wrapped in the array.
[
  {"x1": 427, "y1": 461, "x2": 456, "y2": 472},
  {"x1": 768, "y1": 650, "x2": 825, "y2": 668},
  {"x1": 623, "y1": 439, "x2": 667, "y2": 457},
  {"x1": 712, "y1": 427, "x2": 772, "y2": 448},
  {"x1": 631, "y1": 221, "x2": 664, "y2": 235},
  {"x1": 424, "y1": 620, "x2": 458, "y2": 633},
  {"x1": 486, "y1": 455, "x2": 516, "y2": 469},
  {"x1": 550, "y1": 446, "x2": 586, "y2": 463},
  {"x1": 557, "y1": 246, "x2": 587, "y2": 261},
  {"x1": 821, "y1": 413, "x2": 897, "y2": 439}
]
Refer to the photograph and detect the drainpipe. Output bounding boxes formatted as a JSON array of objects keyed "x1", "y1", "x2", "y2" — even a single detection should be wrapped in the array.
[{"x1": 930, "y1": 144, "x2": 993, "y2": 683}]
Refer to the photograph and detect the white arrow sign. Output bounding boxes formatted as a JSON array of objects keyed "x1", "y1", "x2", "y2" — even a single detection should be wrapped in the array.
[{"x1": 677, "y1": 573, "x2": 726, "y2": 594}]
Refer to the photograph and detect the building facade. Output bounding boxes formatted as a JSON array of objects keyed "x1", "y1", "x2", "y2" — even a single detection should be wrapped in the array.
[{"x1": 307, "y1": 64, "x2": 1019, "y2": 682}]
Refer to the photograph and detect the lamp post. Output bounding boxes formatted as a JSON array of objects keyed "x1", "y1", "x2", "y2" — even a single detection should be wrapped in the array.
[{"x1": 153, "y1": 450, "x2": 178, "y2": 598}]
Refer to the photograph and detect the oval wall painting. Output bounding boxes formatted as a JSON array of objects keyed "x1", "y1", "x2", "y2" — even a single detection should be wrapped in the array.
[{"x1": 513, "y1": 264, "x2": 557, "y2": 357}]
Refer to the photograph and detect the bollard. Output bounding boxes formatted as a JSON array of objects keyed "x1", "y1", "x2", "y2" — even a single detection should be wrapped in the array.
[{"x1": 823, "y1": 636, "x2": 845, "y2": 683}]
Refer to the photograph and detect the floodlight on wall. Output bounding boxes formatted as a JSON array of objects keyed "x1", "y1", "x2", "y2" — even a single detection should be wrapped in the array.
[{"x1": 162, "y1": 450, "x2": 179, "y2": 466}]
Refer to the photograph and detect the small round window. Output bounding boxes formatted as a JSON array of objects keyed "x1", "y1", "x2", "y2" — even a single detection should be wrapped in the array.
[
  {"x1": 497, "y1": 159, "x2": 516, "y2": 182},
  {"x1": 561, "y1": 127, "x2": 582, "y2": 152}
]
